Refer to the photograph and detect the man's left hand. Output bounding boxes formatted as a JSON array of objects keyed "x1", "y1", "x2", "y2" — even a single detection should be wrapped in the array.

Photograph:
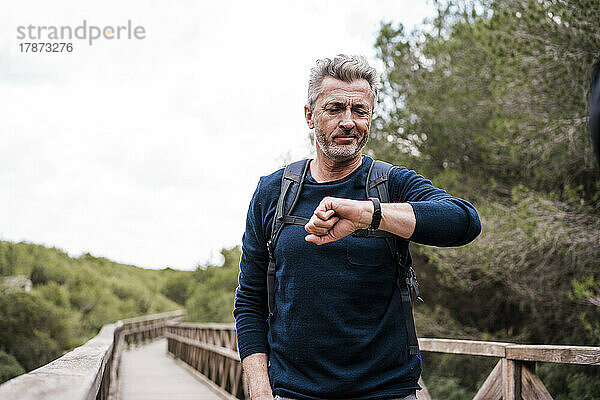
[{"x1": 304, "y1": 197, "x2": 373, "y2": 245}]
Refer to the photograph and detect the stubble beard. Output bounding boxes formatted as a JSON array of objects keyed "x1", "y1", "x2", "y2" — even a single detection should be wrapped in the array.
[{"x1": 314, "y1": 126, "x2": 368, "y2": 161}]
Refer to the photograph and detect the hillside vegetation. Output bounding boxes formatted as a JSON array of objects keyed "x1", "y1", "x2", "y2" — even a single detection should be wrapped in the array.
[
  {"x1": 0, "y1": 240, "x2": 240, "y2": 384},
  {"x1": 0, "y1": 241, "x2": 182, "y2": 383}
]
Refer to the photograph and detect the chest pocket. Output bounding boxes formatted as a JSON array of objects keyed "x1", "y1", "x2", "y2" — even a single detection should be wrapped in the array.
[{"x1": 345, "y1": 234, "x2": 390, "y2": 267}]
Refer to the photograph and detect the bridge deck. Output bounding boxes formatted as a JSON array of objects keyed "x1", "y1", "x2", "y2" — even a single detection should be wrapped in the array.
[{"x1": 118, "y1": 338, "x2": 222, "y2": 400}]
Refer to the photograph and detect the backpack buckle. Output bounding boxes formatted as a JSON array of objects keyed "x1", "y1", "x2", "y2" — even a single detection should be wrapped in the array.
[
  {"x1": 406, "y1": 267, "x2": 423, "y2": 302},
  {"x1": 267, "y1": 239, "x2": 275, "y2": 260}
]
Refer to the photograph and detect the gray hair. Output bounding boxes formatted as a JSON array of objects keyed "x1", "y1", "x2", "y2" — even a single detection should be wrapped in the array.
[{"x1": 307, "y1": 54, "x2": 380, "y2": 111}]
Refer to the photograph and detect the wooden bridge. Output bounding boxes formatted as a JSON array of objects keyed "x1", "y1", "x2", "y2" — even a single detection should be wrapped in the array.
[{"x1": 0, "y1": 310, "x2": 598, "y2": 400}]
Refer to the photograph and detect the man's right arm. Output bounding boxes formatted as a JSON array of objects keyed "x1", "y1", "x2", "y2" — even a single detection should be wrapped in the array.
[
  {"x1": 234, "y1": 177, "x2": 276, "y2": 399},
  {"x1": 242, "y1": 353, "x2": 273, "y2": 400}
]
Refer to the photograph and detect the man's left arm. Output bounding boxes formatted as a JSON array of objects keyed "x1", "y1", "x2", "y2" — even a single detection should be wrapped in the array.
[
  {"x1": 305, "y1": 167, "x2": 481, "y2": 246},
  {"x1": 392, "y1": 167, "x2": 481, "y2": 247}
]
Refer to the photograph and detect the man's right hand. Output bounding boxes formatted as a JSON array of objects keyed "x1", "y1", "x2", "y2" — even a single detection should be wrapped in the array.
[
  {"x1": 304, "y1": 196, "x2": 372, "y2": 245},
  {"x1": 242, "y1": 353, "x2": 274, "y2": 400}
]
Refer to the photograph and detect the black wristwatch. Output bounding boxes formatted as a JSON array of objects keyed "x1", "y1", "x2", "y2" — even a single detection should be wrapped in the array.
[{"x1": 368, "y1": 197, "x2": 382, "y2": 230}]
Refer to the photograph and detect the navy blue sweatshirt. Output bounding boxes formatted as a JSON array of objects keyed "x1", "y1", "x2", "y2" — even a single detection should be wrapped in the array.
[{"x1": 234, "y1": 156, "x2": 481, "y2": 400}]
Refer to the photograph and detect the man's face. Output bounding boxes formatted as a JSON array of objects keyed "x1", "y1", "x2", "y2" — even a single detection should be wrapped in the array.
[{"x1": 305, "y1": 77, "x2": 374, "y2": 162}]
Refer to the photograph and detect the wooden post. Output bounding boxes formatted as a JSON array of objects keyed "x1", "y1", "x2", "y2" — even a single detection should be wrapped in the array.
[
  {"x1": 521, "y1": 364, "x2": 553, "y2": 400},
  {"x1": 502, "y1": 358, "x2": 521, "y2": 400},
  {"x1": 473, "y1": 360, "x2": 502, "y2": 400}
]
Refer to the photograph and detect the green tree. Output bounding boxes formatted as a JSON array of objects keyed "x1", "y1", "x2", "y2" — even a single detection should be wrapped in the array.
[
  {"x1": 373, "y1": 0, "x2": 600, "y2": 199},
  {"x1": 371, "y1": 1, "x2": 600, "y2": 397},
  {"x1": 372, "y1": 0, "x2": 600, "y2": 344}
]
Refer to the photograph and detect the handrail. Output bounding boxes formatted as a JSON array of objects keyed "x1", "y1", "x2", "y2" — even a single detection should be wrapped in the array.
[
  {"x1": 419, "y1": 338, "x2": 511, "y2": 357},
  {"x1": 168, "y1": 322, "x2": 237, "y2": 351},
  {"x1": 417, "y1": 337, "x2": 600, "y2": 400},
  {"x1": 166, "y1": 331, "x2": 240, "y2": 360},
  {"x1": 2, "y1": 317, "x2": 597, "y2": 400},
  {"x1": 418, "y1": 337, "x2": 600, "y2": 365},
  {"x1": 0, "y1": 309, "x2": 184, "y2": 400},
  {"x1": 166, "y1": 323, "x2": 600, "y2": 400},
  {"x1": 166, "y1": 323, "x2": 245, "y2": 399},
  {"x1": 505, "y1": 344, "x2": 600, "y2": 365}
]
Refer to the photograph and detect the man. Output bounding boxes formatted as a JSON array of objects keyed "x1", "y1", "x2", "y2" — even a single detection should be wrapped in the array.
[{"x1": 234, "y1": 54, "x2": 481, "y2": 400}]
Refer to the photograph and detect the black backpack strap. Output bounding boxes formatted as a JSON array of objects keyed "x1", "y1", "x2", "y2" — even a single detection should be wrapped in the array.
[
  {"x1": 363, "y1": 157, "x2": 397, "y2": 254},
  {"x1": 351, "y1": 158, "x2": 395, "y2": 238},
  {"x1": 266, "y1": 159, "x2": 311, "y2": 319},
  {"x1": 401, "y1": 264, "x2": 420, "y2": 355},
  {"x1": 364, "y1": 157, "x2": 421, "y2": 356}
]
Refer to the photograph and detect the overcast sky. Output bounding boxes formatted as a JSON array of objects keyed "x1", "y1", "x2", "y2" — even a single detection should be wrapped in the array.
[{"x1": 1, "y1": 0, "x2": 437, "y2": 270}]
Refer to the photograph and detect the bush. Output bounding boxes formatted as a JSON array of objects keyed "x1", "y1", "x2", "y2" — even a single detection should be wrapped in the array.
[
  {"x1": 0, "y1": 290, "x2": 66, "y2": 371},
  {"x1": 425, "y1": 376, "x2": 470, "y2": 400},
  {"x1": 0, "y1": 350, "x2": 25, "y2": 384},
  {"x1": 161, "y1": 275, "x2": 192, "y2": 305},
  {"x1": 30, "y1": 265, "x2": 49, "y2": 286},
  {"x1": 186, "y1": 288, "x2": 235, "y2": 323},
  {"x1": 417, "y1": 191, "x2": 600, "y2": 345},
  {"x1": 186, "y1": 247, "x2": 240, "y2": 322},
  {"x1": 421, "y1": 353, "x2": 496, "y2": 399},
  {"x1": 537, "y1": 363, "x2": 600, "y2": 400}
]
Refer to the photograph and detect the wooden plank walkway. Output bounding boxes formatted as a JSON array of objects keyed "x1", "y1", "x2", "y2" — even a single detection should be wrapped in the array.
[{"x1": 118, "y1": 338, "x2": 222, "y2": 400}]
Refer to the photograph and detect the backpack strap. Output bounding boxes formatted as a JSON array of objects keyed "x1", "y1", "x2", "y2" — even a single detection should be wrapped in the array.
[
  {"x1": 351, "y1": 158, "x2": 396, "y2": 239},
  {"x1": 266, "y1": 159, "x2": 311, "y2": 319},
  {"x1": 362, "y1": 157, "x2": 421, "y2": 356}
]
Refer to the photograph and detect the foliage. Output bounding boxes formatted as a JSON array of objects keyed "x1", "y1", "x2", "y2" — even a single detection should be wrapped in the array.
[
  {"x1": 0, "y1": 351, "x2": 24, "y2": 383},
  {"x1": 421, "y1": 353, "x2": 495, "y2": 399},
  {"x1": 0, "y1": 241, "x2": 182, "y2": 383},
  {"x1": 373, "y1": 0, "x2": 600, "y2": 200},
  {"x1": 0, "y1": 289, "x2": 67, "y2": 371},
  {"x1": 185, "y1": 247, "x2": 241, "y2": 323},
  {"x1": 370, "y1": 0, "x2": 600, "y2": 397},
  {"x1": 0, "y1": 241, "x2": 241, "y2": 385},
  {"x1": 419, "y1": 189, "x2": 599, "y2": 344},
  {"x1": 161, "y1": 274, "x2": 193, "y2": 305},
  {"x1": 571, "y1": 276, "x2": 600, "y2": 343},
  {"x1": 537, "y1": 363, "x2": 600, "y2": 400}
]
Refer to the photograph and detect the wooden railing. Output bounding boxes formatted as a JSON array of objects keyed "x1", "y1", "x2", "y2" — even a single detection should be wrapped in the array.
[
  {"x1": 418, "y1": 338, "x2": 600, "y2": 400},
  {"x1": 0, "y1": 310, "x2": 184, "y2": 400},
  {"x1": 2, "y1": 315, "x2": 597, "y2": 399},
  {"x1": 165, "y1": 323, "x2": 244, "y2": 399},
  {"x1": 165, "y1": 322, "x2": 600, "y2": 400}
]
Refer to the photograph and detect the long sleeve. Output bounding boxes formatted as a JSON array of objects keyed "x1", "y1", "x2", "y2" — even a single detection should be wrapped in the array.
[
  {"x1": 233, "y1": 177, "x2": 272, "y2": 360},
  {"x1": 390, "y1": 167, "x2": 481, "y2": 247}
]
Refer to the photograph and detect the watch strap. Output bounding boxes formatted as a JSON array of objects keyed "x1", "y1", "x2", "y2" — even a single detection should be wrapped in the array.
[{"x1": 368, "y1": 197, "x2": 382, "y2": 230}]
